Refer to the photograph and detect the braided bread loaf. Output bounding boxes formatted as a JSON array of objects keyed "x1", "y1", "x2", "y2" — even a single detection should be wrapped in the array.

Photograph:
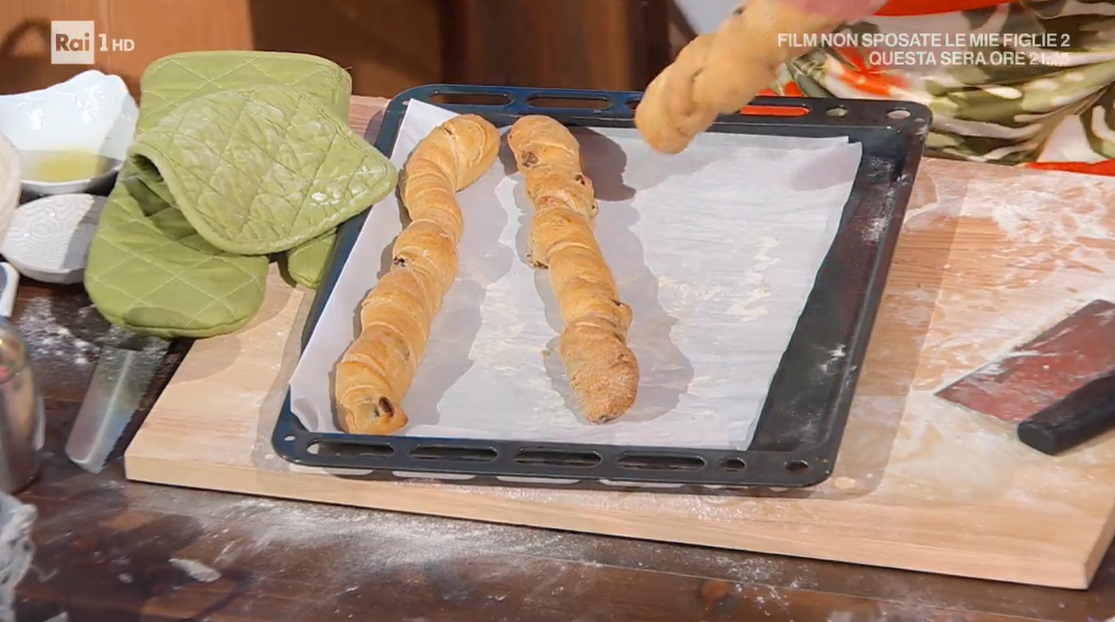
[
  {"x1": 635, "y1": 0, "x2": 882, "y2": 154},
  {"x1": 508, "y1": 116, "x2": 639, "y2": 423},
  {"x1": 334, "y1": 114, "x2": 500, "y2": 434}
]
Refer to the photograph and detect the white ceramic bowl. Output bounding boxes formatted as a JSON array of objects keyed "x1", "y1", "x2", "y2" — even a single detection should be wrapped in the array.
[
  {"x1": 0, "y1": 70, "x2": 138, "y2": 196},
  {"x1": 2, "y1": 193, "x2": 106, "y2": 284},
  {"x1": 0, "y1": 133, "x2": 18, "y2": 242}
]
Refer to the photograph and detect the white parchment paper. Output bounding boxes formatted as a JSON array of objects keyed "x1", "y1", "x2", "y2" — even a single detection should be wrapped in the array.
[{"x1": 289, "y1": 100, "x2": 863, "y2": 449}]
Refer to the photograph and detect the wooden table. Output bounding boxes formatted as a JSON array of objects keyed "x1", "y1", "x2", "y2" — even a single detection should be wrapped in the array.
[{"x1": 9, "y1": 96, "x2": 1115, "y2": 622}]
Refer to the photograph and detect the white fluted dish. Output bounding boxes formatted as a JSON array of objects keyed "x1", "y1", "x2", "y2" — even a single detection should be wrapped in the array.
[
  {"x1": 0, "y1": 70, "x2": 138, "y2": 196},
  {"x1": 2, "y1": 193, "x2": 106, "y2": 284},
  {"x1": 0, "y1": 134, "x2": 19, "y2": 242}
]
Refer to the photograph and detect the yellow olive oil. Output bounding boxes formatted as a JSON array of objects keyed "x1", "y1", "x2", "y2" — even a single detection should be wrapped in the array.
[{"x1": 20, "y1": 149, "x2": 118, "y2": 183}]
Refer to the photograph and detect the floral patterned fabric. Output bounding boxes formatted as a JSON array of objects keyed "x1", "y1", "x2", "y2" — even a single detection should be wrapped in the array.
[{"x1": 757, "y1": 0, "x2": 1115, "y2": 175}]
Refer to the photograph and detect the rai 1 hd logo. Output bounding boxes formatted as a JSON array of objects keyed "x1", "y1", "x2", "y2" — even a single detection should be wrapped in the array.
[{"x1": 50, "y1": 21, "x2": 135, "y2": 65}]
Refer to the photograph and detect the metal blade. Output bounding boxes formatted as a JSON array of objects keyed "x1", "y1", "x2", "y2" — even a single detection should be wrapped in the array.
[{"x1": 65, "y1": 342, "x2": 170, "y2": 474}]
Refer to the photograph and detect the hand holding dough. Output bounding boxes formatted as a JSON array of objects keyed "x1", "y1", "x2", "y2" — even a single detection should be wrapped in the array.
[
  {"x1": 333, "y1": 114, "x2": 500, "y2": 434},
  {"x1": 635, "y1": 0, "x2": 884, "y2": 154}
]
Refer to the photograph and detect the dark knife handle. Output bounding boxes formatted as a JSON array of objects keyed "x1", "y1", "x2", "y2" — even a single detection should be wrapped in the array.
[{"x1": 1017, "y1": 371, "x2": 1115, "y2": 456}]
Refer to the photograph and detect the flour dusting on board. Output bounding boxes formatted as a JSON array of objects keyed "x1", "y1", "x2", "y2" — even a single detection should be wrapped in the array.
[
  {"x1": 908, "y1": 166, "x2": 1112, "y2": 253},
  {"x1": 836, "y1": 162, "x2": 1115, "y2": 500}
]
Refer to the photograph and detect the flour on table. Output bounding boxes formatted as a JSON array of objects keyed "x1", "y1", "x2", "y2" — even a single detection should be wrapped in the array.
[
  {"x1": 32, "y1": 471, "x2": 1036, "y2": 619},
  {"x1": 169, "y1": 557, "x2": 220, "y2": 582},
  {"x1": 15, "y1": 298, "x2": 96, "y2": 366},
  {"x1": 14, "y1": 298, "x2": 167, "y2": 368}
]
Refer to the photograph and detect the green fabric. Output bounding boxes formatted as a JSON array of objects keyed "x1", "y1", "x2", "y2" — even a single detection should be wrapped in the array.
[
  {"x1": 284, "y1": 230, "x2": 336, "y2": 288},
  {"x1": 85, "y1": 51, "x2": 396, "y2": 338},
  {"x1": 127, "y1": 85, "x2": 390, "y2": 254}
]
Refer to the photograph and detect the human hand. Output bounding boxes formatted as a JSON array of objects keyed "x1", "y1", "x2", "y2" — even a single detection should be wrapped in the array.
[{"x1": 635, "y1": 0, "x2": 884, "y2": 154}]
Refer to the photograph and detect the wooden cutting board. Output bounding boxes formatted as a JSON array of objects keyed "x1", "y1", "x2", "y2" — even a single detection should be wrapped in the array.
[{"x1": 124, "y1": 97, "x2": 1115, "y2": 590}]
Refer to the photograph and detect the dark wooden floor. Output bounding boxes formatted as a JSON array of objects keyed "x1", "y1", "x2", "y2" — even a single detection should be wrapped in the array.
[{"x1": 8, "y1": 281, "x2": 1115, "y2": 621}]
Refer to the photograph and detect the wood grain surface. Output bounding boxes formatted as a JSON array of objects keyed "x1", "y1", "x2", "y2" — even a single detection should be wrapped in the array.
[{"x1": 121, "y1": 96, "x2": 1115, "y2": 593}]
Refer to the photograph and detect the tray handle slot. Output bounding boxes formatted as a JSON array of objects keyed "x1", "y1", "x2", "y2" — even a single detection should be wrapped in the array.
[
  {"x1": 410, "y1": 444, "x2": 499, "y2": 463},
  {"x1": 719, "y1": 457, "x2": 747, "y2": 472},
  {"x1": 514, "y1": 448, "x2": 602, "y2": 468},
  {"x1": 427, "y1": 91, "x2": 514, "y2": 107},
  {"x1": 621, "y1": 95, "x2": 811, "y2": 119},
  {"x1": 525, "y1": 94, "x2": 612, "y2": 112},
  {"x1": 305, "y1": 440, "x2": 395, "y2": 458},
  {"x1": 785, "y1": 459, "x2": 811, "y2": 474},
  {"x1": 517, "y1": 89, "x2": 635, "y2": 116},
  {"x1": 393, "y1": 84, "x2": 520, "y2": 114},
  {"x1": 616, "y1": 453, "x2": 707, "y2": 472}
]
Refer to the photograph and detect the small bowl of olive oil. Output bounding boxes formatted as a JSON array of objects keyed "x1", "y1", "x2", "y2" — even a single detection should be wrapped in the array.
[
  {"x1": 17, "y1": 149, "x2": 123, "y2": 196},
  {"x1": 0, "y1": 70, "x2": 137, "y2": 197}
]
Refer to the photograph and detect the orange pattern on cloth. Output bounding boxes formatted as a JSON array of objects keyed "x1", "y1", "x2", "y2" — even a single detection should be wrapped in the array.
[
  {"x1": 1024, "y1": 160, "x2": 1115, "y2": 177},
  {"x1": 833, "y1": 47, "x2": 909, "y2": 96}
]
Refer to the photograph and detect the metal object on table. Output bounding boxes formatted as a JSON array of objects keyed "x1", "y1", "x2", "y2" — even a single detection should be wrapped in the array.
[
  {"x1": 0, "y1": 319, "x2": 44, "y2": 494},
  {"x1": 65, "y1": 343, "x2": 169, "y2": 474}
]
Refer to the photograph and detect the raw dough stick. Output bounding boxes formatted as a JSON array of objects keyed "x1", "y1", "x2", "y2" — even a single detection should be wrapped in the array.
[
  {"x1": 635, "y1": 0, "x2": 851, "y2": 154},
  {"x1": 508, "y1": 116, "x2": 639, "y2": 423},
  {"x1": 333, "y1": 114, "x2": 500, "y2": 434}
]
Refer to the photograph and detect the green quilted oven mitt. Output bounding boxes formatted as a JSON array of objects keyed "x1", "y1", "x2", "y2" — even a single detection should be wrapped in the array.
[
  {"x1": 284, "y1": 230, "x2": 337, "y2": 288},
  {"x1": 129, "y1": 84, "x2": 393, "y2": 255},
  {"x1": 84, "y1": 51, "x2": 396, "y2": 338}
]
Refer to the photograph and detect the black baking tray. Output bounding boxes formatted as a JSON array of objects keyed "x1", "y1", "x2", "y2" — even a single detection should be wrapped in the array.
[{"x1": 271, "y1": 84, "x2": 930, "y2": 490}]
